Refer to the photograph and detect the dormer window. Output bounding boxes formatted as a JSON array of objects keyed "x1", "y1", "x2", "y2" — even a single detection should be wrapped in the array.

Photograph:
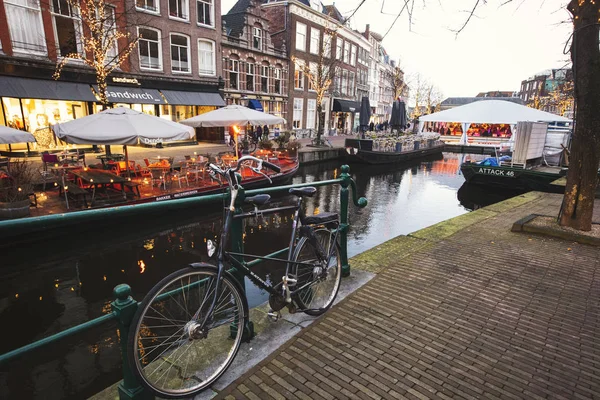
[{"x1": 253, "y1": 26, "x2": 262, "y2": 50}]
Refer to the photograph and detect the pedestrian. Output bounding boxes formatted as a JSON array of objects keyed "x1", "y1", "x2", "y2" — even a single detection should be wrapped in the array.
[
  {"x1": 369, "y1": 121, "x2": 374, "y2": 132},
  {"x1": 263, "y1": 125, "x2": 269, "y2": 139},
  {"x1": 256, "y1": 125, "x2": 263, "y2": 139}
]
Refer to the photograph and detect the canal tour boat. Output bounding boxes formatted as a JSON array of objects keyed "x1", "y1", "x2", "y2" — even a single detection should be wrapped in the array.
[
  {"x1": 344, "y1": 133, "x2": 445, "y2": 164},
  {"x1": 459, "y1": 121, "x2": 569, "y2": 193}
]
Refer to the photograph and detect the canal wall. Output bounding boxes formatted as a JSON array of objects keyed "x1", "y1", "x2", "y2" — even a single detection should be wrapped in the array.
[{"x1": 298, "y1": 147, "x2": 344, "y2": 165}]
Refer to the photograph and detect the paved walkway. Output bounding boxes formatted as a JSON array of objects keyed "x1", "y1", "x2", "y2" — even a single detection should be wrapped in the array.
[{"x1": 216, "y1": 192, "x2": 600, "y2": 400}]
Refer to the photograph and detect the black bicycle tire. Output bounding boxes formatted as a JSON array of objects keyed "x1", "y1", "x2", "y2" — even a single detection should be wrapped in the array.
[
  {"x1": 291, "y1": 228, "x2": 341, "y2": 316},
  {"x1": 127, "y1": 265, "x2": 247, "y2": 399},
  {"x1": 249, "y1": 141, "x2": 257, "y2": 152}
]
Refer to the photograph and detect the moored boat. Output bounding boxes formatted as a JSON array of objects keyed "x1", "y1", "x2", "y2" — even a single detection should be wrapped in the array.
[{"x1": 344, "y1": 134, "x2": 445, "y2": 165}]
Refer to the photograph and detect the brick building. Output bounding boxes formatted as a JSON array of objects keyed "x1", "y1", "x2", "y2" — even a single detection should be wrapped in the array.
[
  {"x1": 261, "y1": 0, "x2": 370, "y2": 134},
  {"x1": 0, "y1": 0, "x2": 225, "y2": 152},
  {"x1": 221, "y1": 0, "x2": 289, "y2": 129}
]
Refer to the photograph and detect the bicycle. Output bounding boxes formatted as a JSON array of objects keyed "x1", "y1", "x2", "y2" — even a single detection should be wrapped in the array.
[{"x1": 127, "y1": 155, "x2": 342, "y2": 398}]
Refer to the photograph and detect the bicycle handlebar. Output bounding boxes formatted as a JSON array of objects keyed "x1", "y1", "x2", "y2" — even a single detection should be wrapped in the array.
[{"x1": 208, "y1": 155, "x2": 280, "y2": 186}]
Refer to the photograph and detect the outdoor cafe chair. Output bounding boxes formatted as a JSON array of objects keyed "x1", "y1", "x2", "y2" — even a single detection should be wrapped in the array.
[
  {"x1": 149, "y1": 167, "x2": 168, "y2": 190},
  {"x1": 170, "y1": 165, "x2": 189, "y2": 188}
]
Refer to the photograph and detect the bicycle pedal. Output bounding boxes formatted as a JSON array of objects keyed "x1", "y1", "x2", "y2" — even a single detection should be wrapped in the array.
[{"x1": 267, "y1": 309, "x2": 281, "y2": 322}]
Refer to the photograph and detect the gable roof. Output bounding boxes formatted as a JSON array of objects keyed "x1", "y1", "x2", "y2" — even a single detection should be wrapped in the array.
[{"x1": 323, "y1": 4, "x2": 344, "y2": 22}]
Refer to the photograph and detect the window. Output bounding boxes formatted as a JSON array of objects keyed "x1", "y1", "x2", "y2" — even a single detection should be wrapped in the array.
[
  {"x1": 198, "y1": 39, "x2": 215, "y2": 75},
  {"x1": 336, "y1": 39, "x2": 342, "y2": 59},
  {"x1": 348, "y1": 71, "x2": 355, "y2": 97},
  {"x1": 169, "y1": 0, "x2": 188, "y2": 20},
  {"x1": 253, "y1": 26, "x2": 262, "y2": 49},
  {"x1": 306, "y1": 99, "x2": 316, "y2": 129},
  {"x1": 323, "y1": 33, "x2": 332, "y2": 58},
  {"x1": 5, "y1": 0, "x2": 47, "y2": 54},
  {"x1": 308, "y1": 62, "x2": 317, "y2": 91},
  {"x1": 343, "y1": 41, "x2": 349, "y2": 64},
  {"x1": 293, "y1": 98, "x2": 303, "y2": 129},
  {"x1": 294, "y1": 59, "x2": 304, "y2": 90},
  {"x1": 138, "y1": 28, "x2": 162, "y2": 70},
  {"x1": 310, "y1": 27, "x2": 320, "y2": 55},
  {"x1": 136, "y1": 0, "x2": 159, "y2": 13},
  {"x1": 341, "y1": 69, "x2": 348, "y2": 95},
  {"x1": 295, "y1": 22, "x2": 306, "y2": 51},
  {"x1": 350, "y1": 44, "x2": 356, "y2": 66},
  {"x1": 197, "y1": 0, "x2": 213, "y2": 27},
  {"x1": 274, "y1": 68, "x2": 282, "y2": 94},
  {"x1": 261, "y1": 64, "x2": 269, "y2": 93},
  {"x1": 52, "y1": 0, "x2": 83, "y2": 57},
  {"x1": 246, "y1": 62, "x2": 255, "y2": 91},
  {"x1": 101, "y1": 6, "x2": 118, "y2": 61},
  {"x1": 227, "y1": 59, "x2": 239, "y2": 89},
  {"x1": 170, "y1": 34, "x2": 190, "y2": 73}
]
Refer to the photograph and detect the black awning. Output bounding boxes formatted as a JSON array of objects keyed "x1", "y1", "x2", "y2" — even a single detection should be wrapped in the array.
[
  {"x1": 0, "y1": 76, "x2": 97, "y2": 101},
  {"x1": 332, "y1": 99, "x2": 361, "y2": 113},
  {"x1": 98, "y1": 86, "x2": 166, "y2": 104},
  {"x1": 160, "y1": 90, "x2": 225, "y2": 106}
]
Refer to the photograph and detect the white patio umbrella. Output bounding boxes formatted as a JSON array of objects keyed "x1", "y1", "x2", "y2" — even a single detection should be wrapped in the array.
[
  {"x1": 179, "y1": 104, "x2": 285, "y2": 127},
  {"x1": 180, "y1": 104, "x2": 285, "y2": 159},
  {"x1": 53, "y1": 107, "x2": 194, "y2": 174},
  {"x1": 0, "y1": 125, "x2": 36, "y2": 144}
]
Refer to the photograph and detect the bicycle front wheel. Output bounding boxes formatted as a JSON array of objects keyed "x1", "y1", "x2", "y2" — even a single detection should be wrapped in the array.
[
  {"x1": 127, "y1": 266, "x2": 247, "y2": 399},
  {"x1": 291, "y1": 228, "x2": 341, "y2": 316}
]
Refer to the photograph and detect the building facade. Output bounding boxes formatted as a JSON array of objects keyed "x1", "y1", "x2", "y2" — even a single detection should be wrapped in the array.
[
  {"x1": 261, "y1": 0, "x2": 370, "y2": 134},
  {"x1": 221, "y1": 0, "x2": 289, "y2": 130},
  {"x1": 0, "y1": 0, "x2": 225, "y2": 151},
  {"x1": 518, "y1": 68, "x2": 574, "y2": 118}
]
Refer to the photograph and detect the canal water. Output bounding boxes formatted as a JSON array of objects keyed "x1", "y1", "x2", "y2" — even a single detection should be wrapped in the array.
[{"x1": 0, "y1": 153, "x2": 524, "y2": 399}]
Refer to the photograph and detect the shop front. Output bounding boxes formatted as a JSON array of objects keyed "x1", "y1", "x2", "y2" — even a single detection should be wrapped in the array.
[
  {"x1": 0, "y1": 76, "x2": 96, "y2": 153},
  {"x1": 332, "y1": 99, "x2": 360, "y2": 135}
]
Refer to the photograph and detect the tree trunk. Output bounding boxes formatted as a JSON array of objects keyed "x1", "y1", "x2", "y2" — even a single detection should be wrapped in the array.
[
  {"x1": 316, "y1": 102, "x2": 324, "y2": 144},
  {"x1": 559, "y1": 0, "x2": 600, "y2": 231}
]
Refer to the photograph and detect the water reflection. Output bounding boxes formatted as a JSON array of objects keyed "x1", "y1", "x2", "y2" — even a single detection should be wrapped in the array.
[{"x1": 1, "y1": 152, "x2": 514, "y2": 399}]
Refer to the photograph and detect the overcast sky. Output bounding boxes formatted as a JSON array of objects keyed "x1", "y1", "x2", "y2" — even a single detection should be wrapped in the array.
[{"x1": 221, "y1": 0, "x2": 573, "y2": 99}]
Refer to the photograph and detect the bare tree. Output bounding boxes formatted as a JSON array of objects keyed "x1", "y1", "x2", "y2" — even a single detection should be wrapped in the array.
[
  {"x1": 292, "y1": 27, "x2": 340, "y2": 146},
  {"x1": 52, "y1": 0, "x2": 140, "y2": 106}
]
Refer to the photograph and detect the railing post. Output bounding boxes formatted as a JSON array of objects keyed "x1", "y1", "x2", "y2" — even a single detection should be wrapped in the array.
[
  {"x1": 111, "y1": 284, "x2": 150, "y2": 400},
  {"x1": 228, "y1": 184, "x2": 255, "y2": 341},
  {"x1": 339, "y1": 165, "x2": 351, "y2": 277}
]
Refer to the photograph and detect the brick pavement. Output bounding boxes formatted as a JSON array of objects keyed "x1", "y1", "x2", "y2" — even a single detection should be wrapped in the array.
[{"x1": 216, "y1": 193, "x2": 600, "y2": 400}]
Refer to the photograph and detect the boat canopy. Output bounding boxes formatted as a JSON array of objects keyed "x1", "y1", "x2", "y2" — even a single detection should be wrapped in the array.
[{"x1": 418, "y1": 100, "x2": 571, "y2": 144}]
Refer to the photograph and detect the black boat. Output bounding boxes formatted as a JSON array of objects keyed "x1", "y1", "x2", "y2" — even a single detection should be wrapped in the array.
[{"x1": 344, "y1": 138, "x2": 445, "y2": 165}]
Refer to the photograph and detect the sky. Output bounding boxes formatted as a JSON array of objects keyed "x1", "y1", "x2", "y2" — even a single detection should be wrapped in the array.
[{"x1": 221, "y1": 0, "x2": 573, "y2": 100}]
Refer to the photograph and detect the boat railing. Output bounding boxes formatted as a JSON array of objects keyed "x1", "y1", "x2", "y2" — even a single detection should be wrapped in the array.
[{"x1": 0, "y1": 165, "x2": 368, "y2": 400}]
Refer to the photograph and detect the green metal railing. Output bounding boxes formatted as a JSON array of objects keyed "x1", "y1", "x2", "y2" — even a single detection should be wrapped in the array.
[{"x1": 0, "y1": 165, "x2": 367, "y2": 399}]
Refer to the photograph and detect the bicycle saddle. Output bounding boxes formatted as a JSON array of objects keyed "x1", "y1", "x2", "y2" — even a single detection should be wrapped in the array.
[
  {"x1": 304, "y1": 212, "x2": 338, "y2": 225},
  {"x1": 289, "y1": 187, "x2": 317, "y2": 197},
  {"x1": 245, "y1": 194, "x2": 271, "y2": 206}
]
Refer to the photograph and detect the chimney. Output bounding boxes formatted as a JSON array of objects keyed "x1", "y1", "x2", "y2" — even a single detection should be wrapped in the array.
[{"x1": 364, "y1": 24, "x2": 370, "y2": 39}]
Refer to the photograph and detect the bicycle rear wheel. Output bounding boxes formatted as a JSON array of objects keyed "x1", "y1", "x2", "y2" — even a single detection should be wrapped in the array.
[
  {"x1": 127, "y1": 266, "x2": 247, "y2": 399},
  {"x1": 291, "y1": 228, "x2": 341, "y2": 316}
]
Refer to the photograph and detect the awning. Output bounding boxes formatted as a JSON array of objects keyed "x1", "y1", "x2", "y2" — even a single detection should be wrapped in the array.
[
  {"x1": 0, "y1": 76, "x2": 97, "y2": 101},
  {"x1": 333, "y1": 99, "x2": 360, "y2": 113},
  {"x1": 95, "y1": 85, "x2": 166, "y2": 104},
  {"x1": 247, "y1": 99, "x2": 264, "y2": 112},
  {"x1": 160, "y1": 90, "x2": 225, "y2": 106}
]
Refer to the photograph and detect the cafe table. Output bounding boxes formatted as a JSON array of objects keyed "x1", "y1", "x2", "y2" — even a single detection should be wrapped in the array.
[
  {"x1": 96, "y1": 153, "x2": 125, "y2": 168},
  {"x1": 70, "y1": 169, "x2": 127, "y2": 205}
]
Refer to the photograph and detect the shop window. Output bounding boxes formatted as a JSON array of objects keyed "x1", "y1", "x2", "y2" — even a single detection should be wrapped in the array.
[
  {"x1": 5, "y1": 0, "x2": 47, "y2": 54},
  {"x1": 227, "y1": 58, "x2": 239, "y2": 90},
  {"x1": 246, "y1": 62, "x2": 255, "y2": 91},
  {"x1": 2, "y1": 97, "x2": 87, "y2": 150},
  {"x1": 138, "y1": 27, "x2": 162, "y2": 70},
  {"x1": 253, "y1": 26, "x2": 262, "y2": 50},
  {"x1": 198, "y1": 39, "x2": 215, "y2": 76},
  {"x1": 169, "y1": 0, "x2": 188, "y2": 20},
  {"x1": 197, "y1": 0, "x2": 213, "y2": 27},
  {"x1": 310, "y1": 28, "x2": 320, "y2": 55},
  {"x1": 295, "y1": 22, "x2": 306, "y2": 51},
  {"x1": 306, "y1": 99, "x2": 316, "y2": 130},
  {"x1": 293, "y1": 98, "x2": 303, "y2": 129},
  {"x1": 260, "y1": 64, "x2": 269, "y2": 93},
  {"x1": 170, "y1": 34, "x2": 190, "y2": 73},
  {"x1": 294, "y1": 59, "x2": 304, "y2": 90},
  {"x1": 136, "y1": 0, "x2": 159, "y2": 13},
  {"x1": 52, "y1": 0, "x2": 84, "y2": 58}
]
